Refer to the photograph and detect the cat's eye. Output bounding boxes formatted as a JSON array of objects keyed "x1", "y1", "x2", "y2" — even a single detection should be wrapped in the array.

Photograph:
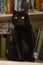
[
  {"x1": 14, "y1": 16, "x2": 18, "y2": 19},
  {"x1": 21, "y1": 16, "x2": 24, "y2": 20}
]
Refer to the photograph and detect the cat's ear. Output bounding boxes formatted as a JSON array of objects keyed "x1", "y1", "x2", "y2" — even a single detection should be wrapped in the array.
[
  {"x1": 22, "y1": 9, "x2": 28, "y2": 14},
  {"x1": 24, "y1": 4, "x2": 28, "y2": 14},
  {"x1": 21, "y1": 10, "x2": 26, "y2": 14},
  {"x1": 12, "y1": 9, "x2": 17, "y2": 16}
]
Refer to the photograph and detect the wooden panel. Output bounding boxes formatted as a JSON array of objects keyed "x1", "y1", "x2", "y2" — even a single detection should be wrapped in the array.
[
  {"x1": 0, "y1": 14, "x2": 13, "y2": 22},
  {"x1": 29, "y1": 14, "x2": 43, "y2": 21},
  {"x1": 30, "y1": 21, "x2": 43, "y2": 29}
]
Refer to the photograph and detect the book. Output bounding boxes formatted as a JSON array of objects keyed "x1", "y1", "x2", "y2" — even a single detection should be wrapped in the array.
[
  {"x1": 21, "y1": 0, "x2": 26, "y2": 9},
  {"x1": 36, "y1": 0, "x2": 41, "y2": 10},
  {"x1": 7, "y1": 0, "x2": 14, "y2": 14},
  {"x1": 18, "y1": 0, "x2": 22, "y2": 11},
  {"x1": 0, "y1": 1, "x2": 4, "y2": 14},
  {"x1": 34, "y1": 0, "x2": 36, "y2": 9},
  {"x1": 3, "y1": 0, "x2": 7, "y2": 14},
  {"x1": 0, "y1": 23, "x2": 3, "y2": 32},
  {"x1": 2, "y1": 22, "x2": 9, "y2": 33},
  {"x1": 6, "y1": 35, "x2": 11, "y2": 55},
  {"x1": 14, "y1": 0, "x2": 19, "y2": 11},
  {"x1": 0, "y1": 1, "x2": 3, "y2": 7},
  {"x1": 40, "y1": 0, "x2": 43, "y2": 11},
  {"x1": 36, "y1": 27, "x2": 43, "y2": 61},
  {"x1": 38, "y1": 38, "x2": 43, "y2": 60},
  {"x1": 41, "y1": 3, "x2": 43, "y2": 11},
  {"x1": 1, "y1": 35, "x2": 6, "y2": 57},
  {"x1": 34, "y1": 28, "x2": 41, "y2": 52},
  {"x1": 31, "y1": 0, "x2": 35, "y2": 9},
  {"x1": 29, "y1": 0, "x2": 33, "y2": 9}
]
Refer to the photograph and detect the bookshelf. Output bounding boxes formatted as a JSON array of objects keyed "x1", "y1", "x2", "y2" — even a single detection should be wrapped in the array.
[
  {"x1": 0, "y1": 11, "x2": 43, "y2": 32},
  {"x1": 0, "y1": 0, "x2": 43, "y2": 62},
  {"x1": 0, "y1": 14, "x2": 13, "y2": 21},
  {"x1": 0, "y1": 12, "x2": 43, "y2": 60},
  {"x1": 0, "y1": 12, "x2": 43, "y2": 21}
]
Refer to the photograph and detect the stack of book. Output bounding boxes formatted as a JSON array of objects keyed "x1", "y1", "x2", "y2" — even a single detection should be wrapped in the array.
[
  {"x1": 1, "y1": 35, "x2": 6, "y2": 57},
  {"x1": 0, "y1": 0, "x2": 14, "y2": 14},
  {"x1": 36, "y1": 26, "x2": 43, "y2": 61},
  {"x1": 0, "y1": 21, "x2": 14, "y2": 57},
  {"x1": 0, "y1": 0, "x2": 37, "y2": 14},
  {"x1": 0, "y1": 22, "x2": 14, "y2": 34},
  {"x1": 0, "y1": 34, "x2": 11, "y2": 57},
  {"x1": 0, "y1": 22, "x2": 9, "y2": 33},
  {"x1": 33, "y1": 25, "x2": 43, "y2": 61},
  {"x1": 21, "y1": 0, "x2": 37, "y2": 12},
  {"x1": 0, "y1": 0, "x2": 43, "y2": 14}
]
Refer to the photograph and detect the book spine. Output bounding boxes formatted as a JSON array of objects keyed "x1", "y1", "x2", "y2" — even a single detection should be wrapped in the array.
[
  {"x1": 39, "y1": 38, "x2": 43, "y2": 60},
  {"x1": 1, "y1": 35, "x2": 6, "y2": 57},
  {"x1": 36, "y1": 0, "x2": 41, "y2": 10},
  {"x1": 34, "y1": 28, "x2": 41, "y2": 52},
  {"x1": 37, "y1": 30, "x2": 43, "y2": 60},
  {"x1": 40, "y1": 0, "x2": 43, "y2": 11},
  {"x1": 3, "y1": 0, "x2": 7, "y2": 14},
  {"x1": 6, "y1": 35, "x2": 11, "y2": 55},
  {"x1": 15, "y1": 0, "x2": 19, "y2": 11},
  {"x1": 7, "y1": 0, "x2": 13, "y2": 14},
  {"x1": 34, "y1": 0, "x2": 36, "y2": 9},
  {"x1": 0, "y1": 1, "x2": 4, "y2": 14},
  {"x1": 31, "y1": 0, "x2": 35, "y2": 9}
]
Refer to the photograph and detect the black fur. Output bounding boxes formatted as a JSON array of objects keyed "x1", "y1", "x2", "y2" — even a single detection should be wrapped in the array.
[{"x1": 7, "y1": 10, "x2": 35, "y2": 62}]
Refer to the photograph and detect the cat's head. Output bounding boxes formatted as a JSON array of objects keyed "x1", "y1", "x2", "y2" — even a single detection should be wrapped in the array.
[{"x1": 12, "y1": 10, "x2": 30, "y2": 26}]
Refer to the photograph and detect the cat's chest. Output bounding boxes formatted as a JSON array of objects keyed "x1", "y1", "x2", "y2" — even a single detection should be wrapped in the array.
[{"x1": 15, "y1": 25, "x2": 27, "y2": 30}]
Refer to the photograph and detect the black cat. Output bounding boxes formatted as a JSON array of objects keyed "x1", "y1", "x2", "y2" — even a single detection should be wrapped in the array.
[{"x1": 7, "y1": 10, "x2": 35, "y2": 62}]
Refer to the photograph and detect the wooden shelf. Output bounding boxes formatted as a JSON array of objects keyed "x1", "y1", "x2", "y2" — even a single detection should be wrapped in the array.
[
  {"x1": 0, "y1": 14, "x2": 12, "y2": 17},
  {"x1": 29, "y1": 12, "x2": 43, "y2": 21},
  {"x1": 0, "y1": 14, "x2": 13, "y2": 21},
  {"x1": 0, "y1": 12, "x2": 43, "y2": 21},
  {"x1": 28, "y1": 12, "x2": 43, "y2": 15}
]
